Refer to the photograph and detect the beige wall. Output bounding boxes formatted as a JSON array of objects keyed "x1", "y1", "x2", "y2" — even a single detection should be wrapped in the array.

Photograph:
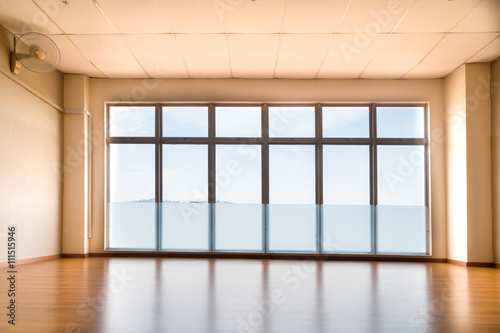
[
  {"x1": 492, "y1": 58, "x2": 500, "y2": 265},
  {"x1": 86, "y1": 78, "x2": 448, "y2": 259},
  {"x1": 62, "y1": 74, "x2": 91, "y2": 255},
  {"x1": 465, "y1": 64, "x2": 492, "y2": 263},
  {"x1": 0, "y1": 26, "x2": 63, "y2": 263}
]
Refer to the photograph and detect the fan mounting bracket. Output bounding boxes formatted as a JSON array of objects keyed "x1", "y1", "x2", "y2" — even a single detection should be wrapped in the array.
[{"x1": 10, "y1": 52, "x2": 20, "y2": 75}]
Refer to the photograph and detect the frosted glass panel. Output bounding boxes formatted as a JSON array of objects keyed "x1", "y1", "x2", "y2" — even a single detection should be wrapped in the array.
[
  {"x1": 322, "y1": 205, "x2": 371, "y2": 253},
  {"x1": 269, "y1": 107, "x2": 315, "y2": 137},
  {"x1": 215, "y1": 204, "x2": 263, "y2": 251},
  {"x1": 377, "y1": 106, "x2": 425, "y2": 138},
  {"x1": 322, "y1": 107, "x2": 369, "y2": 138},
  {"x1": 269, "y1": 145, "x2": 315, "y2": 204},
  {"x1": 109, "y1": 106, "x2": 155, "y2": 137},
  {"x1": 269, "y1": 204, "x2": 316, "y2": 252},
  {"x1": 108, "y1": 202, "x2": 156, "y2": 249},
  {"x1": 216, "y1": 107, "x2": 261, "y2": 137},
  {"x1": 162, "y1": 106, "x2": 208, "y2": 137},
  {"x1": 161, "y1": 202, "x2": 209, "y2": 250},
  {"x1": 377, "y1": 205, "x2": 427, "y2": 253}
]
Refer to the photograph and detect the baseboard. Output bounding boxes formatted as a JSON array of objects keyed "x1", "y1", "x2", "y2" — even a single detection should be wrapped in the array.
[
  {"x1": 62, "y1": 253, "x2": 90, "y2": 258},
  {"x1": 89, "y1": 252, "x2": 447, "y2": 263},
  {"x1": 466, "y1": 262, "x2": 494, "y2": 268},
  {"x1": 494, "y1": 263, "x2": 500, "y2": 269},
  {"x1": 0, "y1": 254, "x2": 61, "y2": 268},
  {"x1": 447, "y1": 259, "x2": 495, "y2": 268}
]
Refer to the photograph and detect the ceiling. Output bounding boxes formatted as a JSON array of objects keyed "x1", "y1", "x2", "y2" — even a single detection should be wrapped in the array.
[{"x1": 0, "y1": 0, "x2": 499, "y2": 79}]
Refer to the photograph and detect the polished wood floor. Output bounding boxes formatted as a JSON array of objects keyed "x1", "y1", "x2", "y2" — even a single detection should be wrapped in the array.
[{"x1": 1, "y1": 258, "x2": 499, "y2": 333}]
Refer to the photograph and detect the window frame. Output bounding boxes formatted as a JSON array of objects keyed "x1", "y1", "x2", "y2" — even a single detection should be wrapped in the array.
[{"x1": 105, "y1": 102, "x2": 430, "y2": 256}]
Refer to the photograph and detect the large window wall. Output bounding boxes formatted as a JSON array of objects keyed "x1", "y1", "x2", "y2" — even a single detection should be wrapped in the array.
[{"x1": 107, "y1": 104, "x2": 429, "y2": 255}]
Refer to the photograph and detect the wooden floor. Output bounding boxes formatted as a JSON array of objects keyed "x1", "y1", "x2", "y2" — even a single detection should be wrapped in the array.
[{"x1": 1, "y1": 258, "x2": 499, "y2": 333}]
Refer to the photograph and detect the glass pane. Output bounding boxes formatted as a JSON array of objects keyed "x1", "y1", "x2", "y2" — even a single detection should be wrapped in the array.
[
  {"x1": 377, "y1": 145, "x2": 426, "y2": 254},
  {"x1": 216, "y1": 106, "x2": 261, "y2": 137},
  {"x1": 109, "y1": 106, "x2": 155, "y2": 137},
  {"x1": 215, "y1": 204, "x2": 262, "y2": 251},
  {"x1": 109, "y1": 202, "x2": 156, "y2": 249},
  {"x1": 376, "y1": 106, "x2": 425, "y2": 138},
  {"x1": 377, "y1": 206, "x2": 427, "y2": 253},
  {"x1": 269, "y1": 145, "x2": 316, "y2": 252},
  {"x1": 162, "y1": 145, "x2": 209, "y2": 250},
  {"x1": 269, "y1": 145, "x2": 315, "y2": 204},
  {"x1": 323, "y1": 205, "x2": 371, "y2": 253},
  {"x1": 269, "y1": 106, "x2": 315, "y2": 137},
  {"x1": 268, "y1": 204, "x2": 316, "y2": 252},
  {"x1": 322, "y1": 106, "x2": 369, "y2": 138},
  {"x1": 162, "y1": 202, "x2": 209, "y2": 251},
  {"x1": 323, "y1": 145, "x2": 371, "y2": 253},
  {"x1": 216, "y1": 145, "x2": 261, "y2": 204},
  {"x1": 377, "y1": 145, "x2": 425, "y2": 206},
  {"x1": 215, "y1": 145, "x2": 262, "y2": 251},
  {"x1": 323, "y1": 145, "x2": 370, "y2": 205},
  {"x1": 108, "y1": 144, "x2": 156, "y2": 249},
  {"x1": 162, "y1": 106, "x2": 208, "y2": 137}
]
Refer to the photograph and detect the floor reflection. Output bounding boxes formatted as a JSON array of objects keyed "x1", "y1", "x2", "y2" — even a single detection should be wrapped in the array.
[{"x1": 3, "y1": 258, "x2": 499, "y2": 333}]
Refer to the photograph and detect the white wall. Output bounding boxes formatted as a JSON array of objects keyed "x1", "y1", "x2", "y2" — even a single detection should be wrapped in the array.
[
  {"x1": 0, "y1": 26, "x2": 63, "y2": 263},
  {"x1": 85, "y1": 78, "x2": 448, "y2": 259}
]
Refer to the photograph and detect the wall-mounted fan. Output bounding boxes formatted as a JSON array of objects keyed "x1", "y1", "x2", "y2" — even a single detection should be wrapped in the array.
[{"x1": 10, "y1": 32, "x2": 60, "y2": 74}]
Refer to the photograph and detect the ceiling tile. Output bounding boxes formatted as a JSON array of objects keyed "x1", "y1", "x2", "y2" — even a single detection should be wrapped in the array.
[
  {"x1": 452, "y1": 0, "x2": 500, "y2": 32},
  {"x1": 467, "y1": 35, "x2": 500, "y2": 63},
  {"x1": 229, "y1": 34, "x2": 280, "y2": 78},
  {"x1": 69, "y1": 35, "x2": 147, "y2": 78},
  {"x1": 160, "y1": 0, "x2": 225, "y2": 33},
  {"x1": 0, "y1": 0, "x2": 61, "y2": 35},
  {"x1": 283, "y1": 0, "x2": 350, "y2": 33},
  {"x1": 404, "y1": 33, "x2": 499, "y2": 78},
  {"x1": 395, "y1": 0, "x2": 481, "y2": 33},
  {"x1": 122, "y1": 35, "x2": 188, "y2": 78},
  {"x1": 361, "y1": 34, "x2": 443, "y2": 78},
  {"x1": 318, "y1": 34, "x2": 388, "y2": 78},
  {"x1": 337, "y1": 0, "x2": 415, "y2": 33},
  {"x1": 275, "y1": 34, "x2": 331, "y2": 79},
  {"x1": 95, "y1": 0, "x2": 170, "y2": 34},
  {"x1": 175, "y1": 34, "x2": 230, "y2": 78},
  {"x1": 49, "y1": 35, "x2": 104, "y2": 77},
  {"x1": 32, "y1": 0, "x2": 115, "y2": 34},
  {"x1": 225, "y1": 0, "x2": 286, "y2": 33}
]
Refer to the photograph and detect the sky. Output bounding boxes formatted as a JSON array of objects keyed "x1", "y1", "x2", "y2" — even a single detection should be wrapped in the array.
[{"x1": 109, "y1": 105, "x2": 425, "y2": 206}]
